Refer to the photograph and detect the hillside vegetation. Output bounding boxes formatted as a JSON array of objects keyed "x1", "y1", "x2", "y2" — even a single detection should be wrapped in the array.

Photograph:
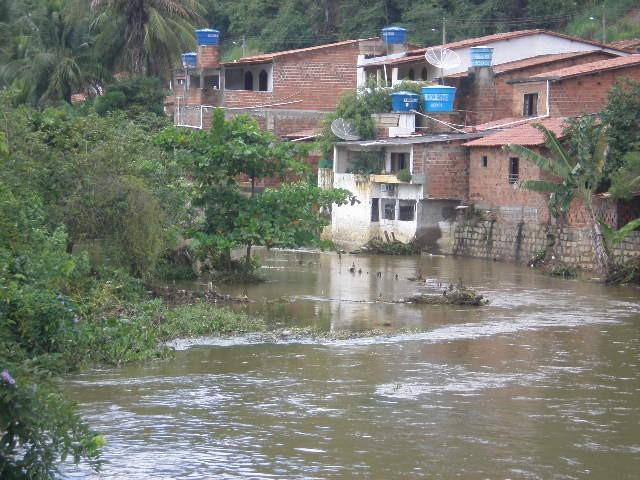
[{"x1": 1, "y1": 0, "x2": 639, "y2": 106}]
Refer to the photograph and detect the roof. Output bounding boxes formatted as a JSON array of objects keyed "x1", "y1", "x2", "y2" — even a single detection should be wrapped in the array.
[
  {"x1": 222, "y1": 39, "x2": 368, "y2": 66},
  {"x1": 464, "y1": 117, "x2": 567, "y2": 147},
  {"x1": 607, "y1": 39, "x2": 640, "y2": 52},
  {"x1": 337, "y1": 132, "x2": 485, "y2": 147},
  {"x1": 364, "y1": 29, "x2": 629, "y2": 68},
  {"x1": 528, "y1": 54, "x2": 640, "y2": 80},
  {"x1": 447, "y1": 51, "x2": 618, "y2": 78}
]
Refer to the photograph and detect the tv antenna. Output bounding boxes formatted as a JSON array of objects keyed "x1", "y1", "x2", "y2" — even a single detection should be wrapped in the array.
[
  {"x1": 424, "y1": 47, "x2": 461, "y2": 82},
  {"x1": 331, "y1": 118, "x2": 361, "y2": 141}
]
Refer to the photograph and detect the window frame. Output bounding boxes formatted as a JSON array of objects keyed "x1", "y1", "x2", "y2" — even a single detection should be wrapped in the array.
[
  {"x1": 523, "y1": 93, "x2": 538, "y2": 117},
  {"x1": 508, "y1": 157, "x2": 520, "y2": 184}
]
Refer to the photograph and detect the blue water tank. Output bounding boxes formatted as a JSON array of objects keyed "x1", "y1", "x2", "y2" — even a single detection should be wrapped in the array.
[
  {"x1": 182, "y1": 52, "x2": 197, "y2": 68},
  {"x1": 470, "y1": 46, "x2": 494, "y2": 67},
  {"x1": 390, "y1": 91, "x2": 420, "y2": 113},
  {"x1": 382, "y1": 27, "x2": 407, "y2": 44},
  {"x1": 196, "y1": 28, "x2": 220, "y2": 46},
  {"x1": 421, "y1": 86, "x2": 457, "y2": 112}
]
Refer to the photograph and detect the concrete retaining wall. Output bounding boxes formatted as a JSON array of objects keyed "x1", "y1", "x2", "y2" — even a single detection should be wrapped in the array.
[{"x1": 450, "y1": 219, "x2": 640, "y2": 270}]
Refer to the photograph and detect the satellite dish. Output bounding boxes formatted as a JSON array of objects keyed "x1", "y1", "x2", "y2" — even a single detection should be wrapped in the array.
[
  {"x1": 331, "y1": 118, "x2": 361, "y2": 141},
  {"x1": 424, "y1": 47, "x2": 461, "y2": 71}
]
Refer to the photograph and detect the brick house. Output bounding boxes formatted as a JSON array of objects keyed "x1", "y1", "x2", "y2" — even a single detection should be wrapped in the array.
[
  {"x1": 329, "y1": 133, "x2": 483, "y2": 250},
  {"x1": 464, "y1": 117, "x2": 566, "y2": 225},
  {"x1": 169, "y1": 35, "x2": 406, "y2": 137},
  {"x1": 359, "y1": 29, "x2": 626, "y2": 88},
  {"x1": 448, "y1": 50, "x2": 617, "y2": 125},
  {"x1": 506, "y1": 55, "x2": 640, "y2": 118}
]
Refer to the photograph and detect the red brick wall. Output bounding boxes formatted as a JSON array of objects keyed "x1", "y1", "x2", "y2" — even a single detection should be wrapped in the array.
[
  {"x1": 413, "y1": 140, "x2": 469, "y2": 200},
  {"x1": 510, "y1": 82, "x2": 547, "y2": 117},
  {"x1": 468, "y1": 147, "x2": 550, "y2": 223},
  {"x1": 549, "y1": 65, "x2": 640, "y2": 116},
  {"x1": 223, "y1": 43, "x2": 360, "y2": 111},
  {"x1": 452, "y1": 51, "x2": 615, "y2": 124},
  {"x1": 198, "y1": 45, "x2": 219, "y2": 69}
]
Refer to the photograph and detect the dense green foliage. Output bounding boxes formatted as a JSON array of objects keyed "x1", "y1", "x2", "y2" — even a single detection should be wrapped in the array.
[
  {"x1": 319, "y1": 81, "x2": 425, "y2": 160},
  {"x1": 600, "y1": 80, "x2": 640, "y2": 181},
  {"x1": 2, "y1": 0, "x2": 639, "y2": 104},
  {"x1": 1, "y1": 92, "x2": 187, "y2": 277},
  {"x1": 507, "y1": 118, "x2": 611, "y2": 273},
  {"x1": 157, "y1": 108, "x2": 353, "y2": 269}
]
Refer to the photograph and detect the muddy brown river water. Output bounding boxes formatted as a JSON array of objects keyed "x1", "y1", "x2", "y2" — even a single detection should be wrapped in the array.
[{"x1": 64, "y1": 250, "x2": 640, "y2": 479}]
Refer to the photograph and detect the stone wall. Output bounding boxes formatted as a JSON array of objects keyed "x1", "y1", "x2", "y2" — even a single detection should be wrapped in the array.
[{"x1": 450, "y1": 218, "x2": 640, "y2": 271}]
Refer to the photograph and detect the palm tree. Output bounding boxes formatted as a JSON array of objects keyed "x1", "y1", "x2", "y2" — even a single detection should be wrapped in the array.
[
  {"x1": 89, "y1": 0, "x2": 203, "y2": 77},
  {"x1": 506, "y1": 120, "x2": 611, "y2": 275},
  {"x1": 0, "y1": 0, "x2": 101, "y2": 105}
]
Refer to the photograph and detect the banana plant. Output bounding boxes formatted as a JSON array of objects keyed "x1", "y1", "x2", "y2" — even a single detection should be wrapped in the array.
[
  {"x1": 506, "y1": 121, "x2": 611, "y2": 275},
  {"x1": 599, "y1": 218, "x2": 640, "y2": 249}
]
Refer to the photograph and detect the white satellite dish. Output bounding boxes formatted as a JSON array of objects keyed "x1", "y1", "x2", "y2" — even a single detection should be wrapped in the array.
[
  {"x1": 424, "y1": 47, "x2": 461, "y2": 71},
  {"x1": 331, "y1": 118, "x2": 361, "y2": 141}
]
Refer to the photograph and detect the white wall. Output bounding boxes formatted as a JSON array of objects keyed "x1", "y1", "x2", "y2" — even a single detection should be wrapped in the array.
[
  {"x1": 331, "y1": 173, "x2": 422, "y2": 248},
  {"x1": 390, "y1": 32, "x2": 627, "y2": 84}
]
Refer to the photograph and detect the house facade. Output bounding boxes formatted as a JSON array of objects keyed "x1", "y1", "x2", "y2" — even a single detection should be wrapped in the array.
[
  {"x1": 168, "y1": 33, "x2": 411, "y2": 137},
  {"x1": 507, "y1": 55, "x2": 640, "y2": 118},
  {"x1": 329, "y1": 134, "x2": 481, "y2": 251},
  {"x1": 358, "y1": 29, "x2": 627, "y2": 88}
]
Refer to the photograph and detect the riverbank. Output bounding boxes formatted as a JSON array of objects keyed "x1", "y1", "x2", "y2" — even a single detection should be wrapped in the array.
[{"x1": 67, "y1": 299, "x2": 267, "y2": 368}]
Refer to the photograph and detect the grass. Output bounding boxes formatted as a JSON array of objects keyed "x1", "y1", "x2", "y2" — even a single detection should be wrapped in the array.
[{"x1": 66, "y1": 300, "x2": 265, "y2": 367}]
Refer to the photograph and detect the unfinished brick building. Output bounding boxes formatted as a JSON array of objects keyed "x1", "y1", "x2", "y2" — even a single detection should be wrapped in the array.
[{"x1": 168, "y1": 31, "x2": 412, "y2": 138}]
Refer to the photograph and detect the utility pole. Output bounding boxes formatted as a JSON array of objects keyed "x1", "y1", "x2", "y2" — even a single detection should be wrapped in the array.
[
  {"x1": 242, "y1": 35, "x2": 246, "y2": 57},
  {"x1": 602, "y1": 3, "x2": 606, "y2": 44},
  {"x1": 442, "y1": 16, "x2": 446, "y2": 47}
]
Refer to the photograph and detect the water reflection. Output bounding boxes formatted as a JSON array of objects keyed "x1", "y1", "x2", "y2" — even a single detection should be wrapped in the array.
[{"x1": 65, "y1": 251, "x2": 640, "y2": 479}]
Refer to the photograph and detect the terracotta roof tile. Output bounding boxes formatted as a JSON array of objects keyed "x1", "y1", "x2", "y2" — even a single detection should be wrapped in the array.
[
  {"x1": 530, "y1": 54, "x2": 640, "y2": 80},
  {"x1": 464, "y1": 117, "x2": 567, "y2": 147},
  {"x1": 607, "y1": 39, "x2": 640, "y2": 52},
  {"x1": 365, "y1": 30, "x2": 628, "y2": 68},
  {"x1": 448, "y1": 51, "x2": 618, "y2": 78}
]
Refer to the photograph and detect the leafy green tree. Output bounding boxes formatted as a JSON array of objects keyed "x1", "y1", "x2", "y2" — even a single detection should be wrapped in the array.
[
  {"x1": 600, "y1": 79, "x2": 640, "y2": 178},
  {"x1": 0, "y1": 352, "x2": 105, "y2": 479},
  {"x1": 506, "y1": 119, "x2": 611, "y2": 274},
  {"x1": 157, "y1": 109, "x2": 352, "y2": 269},
  {"x1": 95, "y1": 76, "x2": 166, "y2": 116},
  {"x1": 609, "y1": 150, "x2": 640, "y2": 199},
  {"x1": 0, "y1": 180, "x2": 104, "y2": 478},
  {"x1": 1, "y1": 93, "x2": 184, "y2": 277}
]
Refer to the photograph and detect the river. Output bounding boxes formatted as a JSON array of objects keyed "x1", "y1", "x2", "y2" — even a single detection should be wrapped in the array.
[{"x1": 65, "y1": 250, "x2": 640, "y2": 479}]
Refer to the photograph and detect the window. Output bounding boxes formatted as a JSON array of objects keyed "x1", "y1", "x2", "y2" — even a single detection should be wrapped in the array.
[
  {"x1": 259, "y1": 70, "x2": 268, "y2": 91},
  {"x1": 189, "y1": 75, "x2": 200, "y2": 88},
  {"x1": 421, "y1": 67, "x2": 428, "y2": 80},
  {"x1": 407, "y1": 69, "x2": 415, "y2": 80},
  {"x1": 177, "y1": 79, "x2": 185, "y2": 85},
  {"x1": 399, "y1": 200, "x2": 416, "y2": 221},
  {"x1": 205, "y1": 75, "x2": 219, "y2": 89},
  {"x1": 244, "y1": 71, "x2": 254, "y2": 90},
  {"x1": 509, "y1": 157, "x2": 519, "y2": 184},
  {"x1": 382, "y1": 199, "x2": 395, "y2": 220},
  {"x1": 482, "y1": 155, "x2": 488, "y2": 168},
  {"x1": 523, "y1": 93, "x2": 538, "y2": 117},
  {"x1": 390, "y1": 152, "x2": 407, "y2": 173},
  {"x1": 371, "y1": 198, "x2": 379, "y2": 222}
]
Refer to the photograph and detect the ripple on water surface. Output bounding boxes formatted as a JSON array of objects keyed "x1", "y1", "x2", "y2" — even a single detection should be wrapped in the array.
[{"x1": 64, "y1": 252, "x2": 640, "y2": 479}]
